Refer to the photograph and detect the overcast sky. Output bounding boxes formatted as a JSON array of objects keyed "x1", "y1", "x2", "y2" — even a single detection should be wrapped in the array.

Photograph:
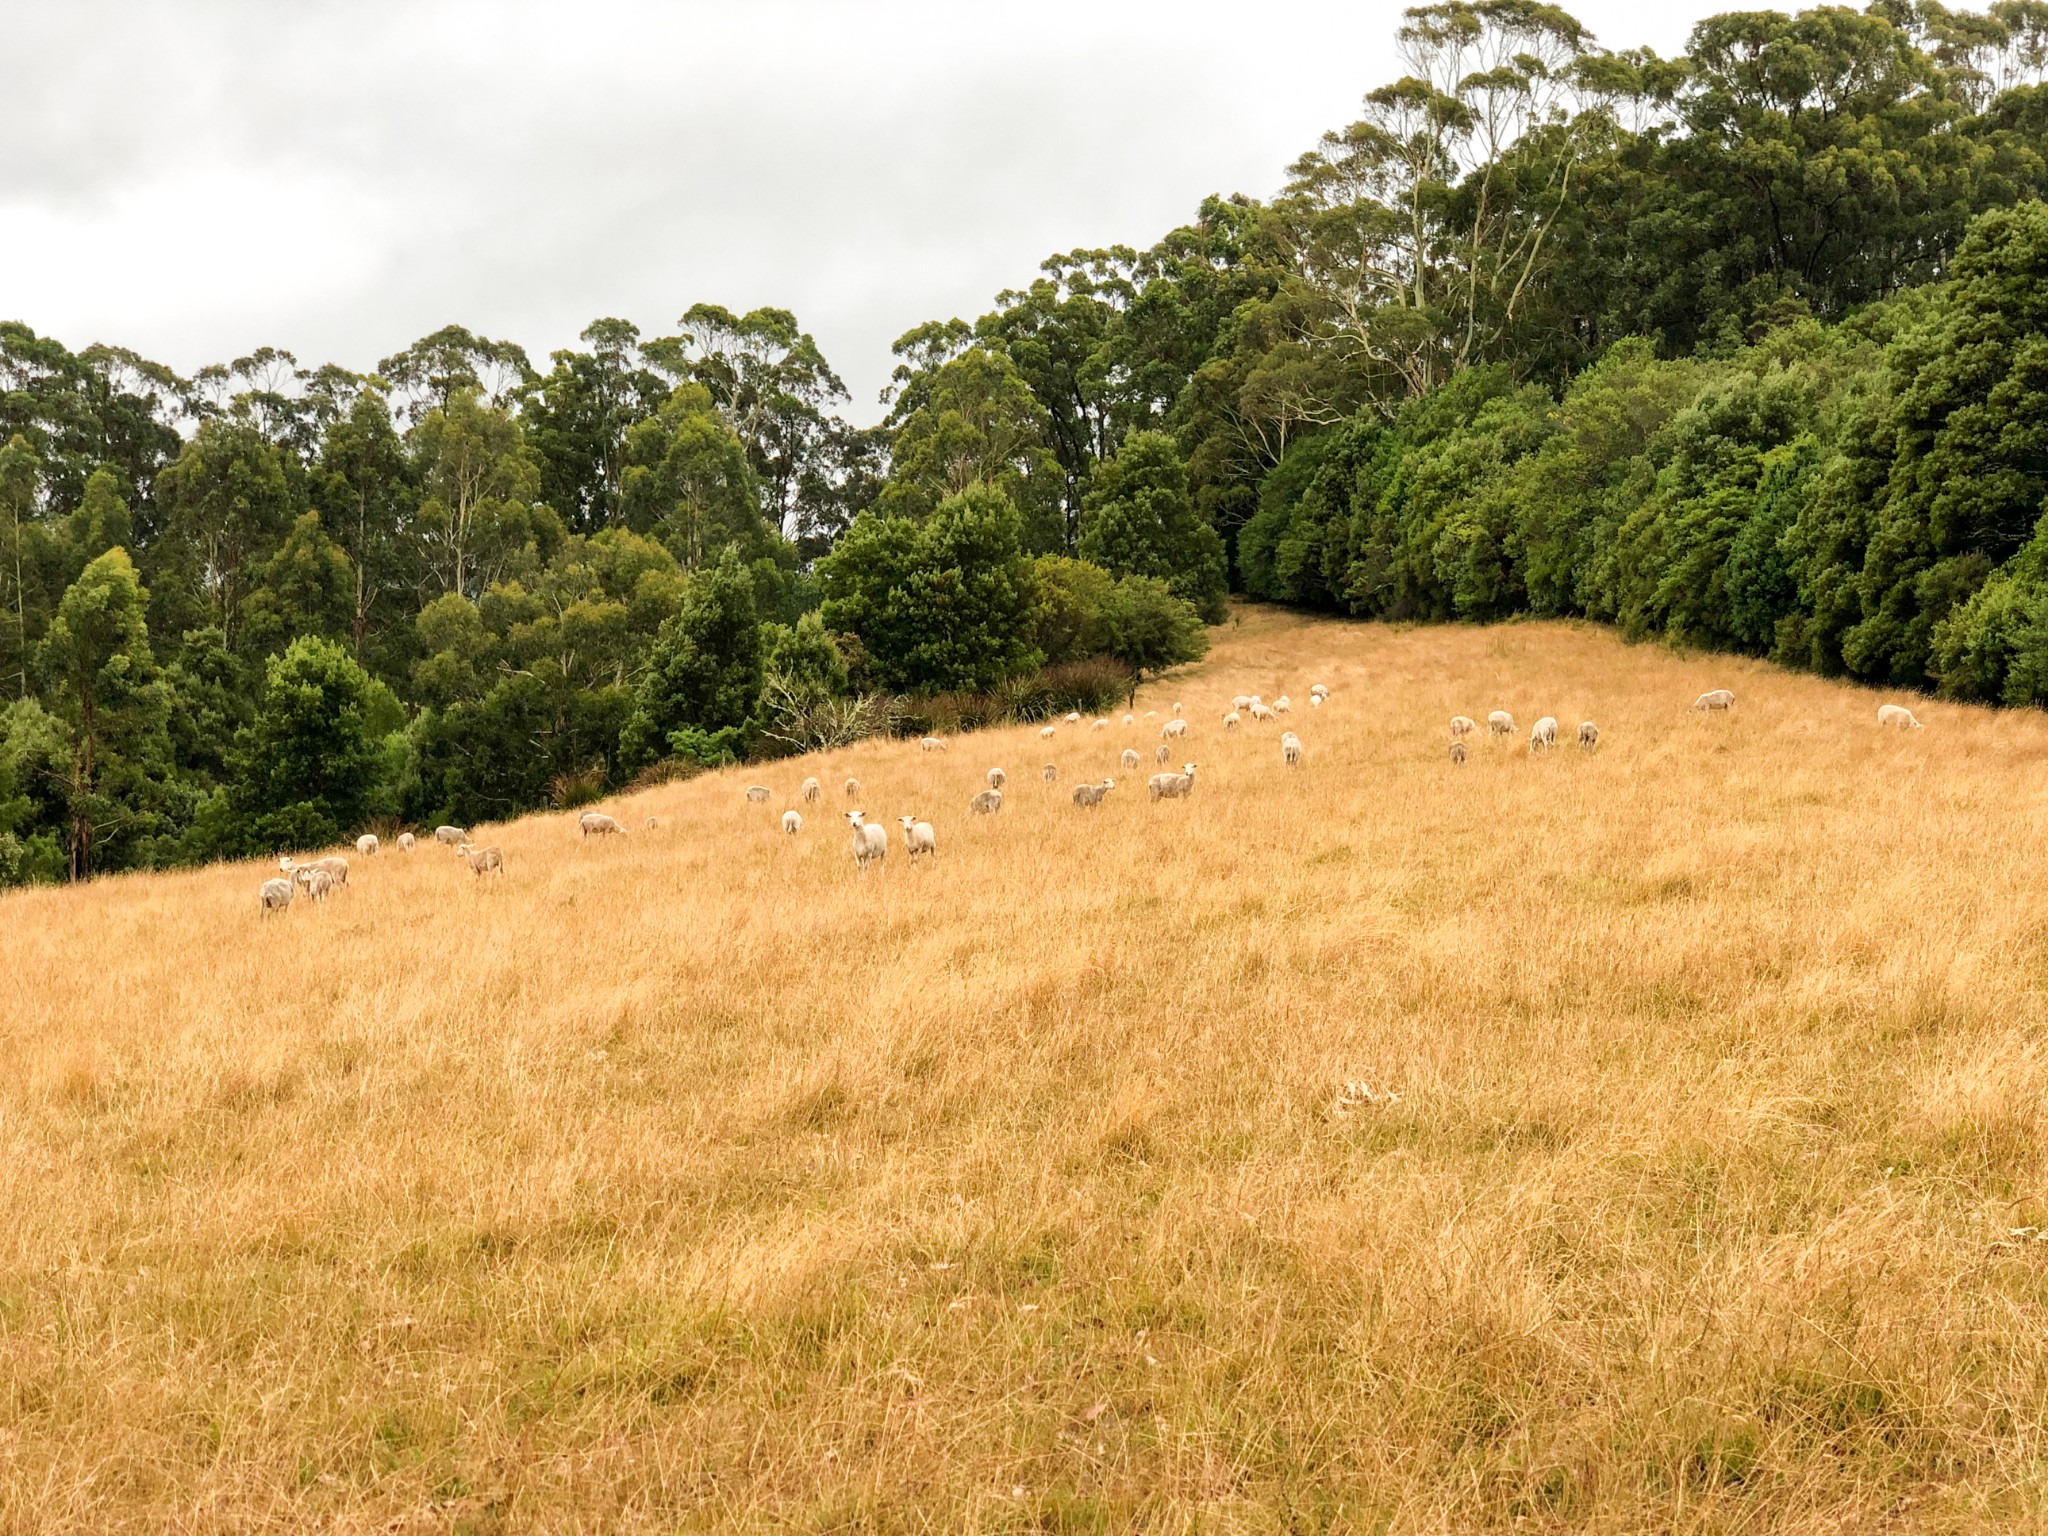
[{"x1": 4, "y1": 0, "x2": 1723, "y2": 420}]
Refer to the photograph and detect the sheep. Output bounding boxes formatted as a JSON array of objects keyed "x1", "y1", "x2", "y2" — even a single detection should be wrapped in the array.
[
  {"x1": 783, "y1": 810, "x2": 803, "y2": 835},
  {"x1": 987, "y1": 767, "x2": 1007, "y2": 789},
  {"x1": 1449, "y1": 739, "x2": 1468, "y2": 766},
  {"x1": 1144, "y1": 710, "x2": 1158, "y2": 719},
  {"x1": 745, "y1": 785, "x2": 771, "y2": 803},
  {"x1": 1487, "y1": 710, "x2": 1513, "y2": 737},
  {"x1": 1162, "y1": 718, "x2": 1189, "y2": 739},
  {"x1": 920, "y1": 736, "x2": 948, "y2": 753},
  {"x1": 802, "y1": 777, "x2": 821, "y2": 803},
  {"x1": 1578, "y1": 721, "x2": 1600, "y2": 751},
  {"x1": 1878, "y1": 703, "x2": 1924, "y2": 730},
  {"x1": 1232, "y1": 695, "x2": 1251, "y2": 711},
  {"x1": 1530, "y1": 716, "x2": 1559, "y2": 753},
  {"x1": 969, "y1": 788, "x2": 1003, "y2": 816},
  {"x1": 845, "y1": 810, "x2": 887, "y2": 870},
  {"x1": 1121, "y1": 714, "x2": 1135, "y2": 727},
  {"x1": 1042, "y1": 763, "x2": 1058, "y2": 784},
  {"x1": 1173, "y1": 702, "x2": 1184, "y2": 717},
  {"x1": 435, "y1": 825, "x2": 467, "y2": 845},
  {"x1": 1064, "y1": 711, "x2": 1081, "y2": 724},
  {"x1": 281, "y1": 854, "x2": 348, "y2": 889},
  {"x1": 1040, "y1": 725, "x2": 1057, "y2": 740},
  {"x1": 260, "y1": 877, "x2": 294, "y2": 915},
  {"x1": 1091, "y1": 717, "x2": 1109, "y2": 731},
  {"x1": 1274, "y1": 695, "x2": 1292, "y2": 714},
  {"x1": 1450, "y1": 715, "x2": 1476, "y2": 737},
  {"x1": 1694, "y1": 689, "x2": 1736, "y2": 712},
  {"x1": 304, "y1": 868, "x2": 338, "y2": 903},
  {"x1": 1155, "y1": 744, "x2": 1171, "y2": 764},
  {"x1": 1310, "y1": 683, "x2": 1330, "y2": 699},
  {"x1": 1148, "y1": 763, "x2": 1198, "y2": 801},
  {"x1": 1309, "y1": 694, "x2": 1323, "y2": 708},
  {"x1": 1224, "y1": 710, "x2": 1241, "y2": 731},
  {"x1": 898, "y1": 814, "x2": 937, "y2": 862},
  {"x1": 397, "y1": 832, "x2": 416, "y2": 852},
  {"x1": 356, "y1": 833, "x2": 379, "y2": 857},
  {"x1": 844, "y1": 777, "x2": 861, "y2": 800},
  {"x1": 580, "y1": 811, "x2": 624, "y2": 837},
  {"x1": 1282, "y1": 733, "x2": 1304, "y2": 767},
  {"x1": 1071, "y1": 778, "x2": 1115, "y2": 808},
  {"x1": 456, "y1": 843, "x2": 504, "y2": 879},
  {"x1": 1249, "y1": 702, "x2": 1276, "y2": 722},
  {"x1": 1121, "y1": 748, "x2": 1140, "y2": 771}
]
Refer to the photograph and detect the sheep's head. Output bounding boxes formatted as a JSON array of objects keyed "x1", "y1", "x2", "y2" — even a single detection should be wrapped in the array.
[
  {"x1": 1183, "y1": 763, "x2": 1198, "y2": 776},
  {"x1": 845, "y1": 811, "x2": 864, "y2": 826},
  {"x1": 1102, "y1": 778, "x2": 1115, "y2": 789},
  {"x1": 898, "y1": 815, "x2": 916, "y2": 829}
]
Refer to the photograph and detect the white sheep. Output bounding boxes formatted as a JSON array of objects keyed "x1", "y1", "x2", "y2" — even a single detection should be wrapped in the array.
[
  {"x1": 1282, "y1": 733, "x2": 1303, "y2": 767},
  {"x1": 1449, "y1": 739, "x2": 1467, "y2": 766},
  {"x1": 456, "y1": 843, "x2": 504, "y2": 879},
  {"x1": 920, "y1": 736, "x2": 948, "y2": 753},
  {"x1": 1121, "y1": 748, "x2": 1140, "y2": 771},
  {"x1": 844, "y1": 777, "x2": 861, "y2": 800},
  {"x1": 435, "y1": 825, "x2": 467, "y2": 845},
  {"x1": 1530, "y1": 716, "x2": 1559, "y2": 753},
  {"x1": 1162, "y1": 718, "x2": 1189, "y2": 739},
  {"x1": 281, "y1": 854, "x2": 348, "y2": 889},
  {"x1": 1878, "y1": 703, "x2": 1924, "y2": 729},
  {"x1": 579, "y1": 811, "x2": 624, "y2": 836},
  {"x1": 1232, "y1": 695, "x2": 1251, "y2": 711},
  {"x1": 397, "y1": 832, "x2": 416, "y2": 852},
  {"x1": 1224, "y1": 711, "x2": 1241, "y2": 731},
  {"x1": 1154, "y1": 744, "x2": 1170, "y2": 764},
  {"x1": 356, "y1": 833, "x2": 379, "y2": 857},
  {"x1": 783, "y1": 810, "x2": 803, "y2": 834},
  {"x1": 1042, "y1": 763, "x2": 1058, "y2": 784},
  {"x1": 898, "y1": 814, "x2": 937, "y2": 862},
  {"x1": 304, "y1": 868, "x2": 338, "y2": 902},
  {"x1": 1071, "y1": 778, "x2": 1115, "y2": 808},
  {"x1": 1487, "y1": 711, "x2": 1513, "y2": 737},
  {"x1": 1064, "y1": 711, "x2": 1081, "y2": 724},
  {"x1": 1040, "y1": 725, "x2": 1057, "y2": 740},
  {"x1": 1173, "y1": 702, "x2": 1184, "y2": 717},
  {"x1": 1274, "y1": 695, "x2": 1292, "y2": 714},
  {"x1": 1578, "y1": 721, "x2": 1600, "y2": 751},
  {"x1": 802, "y1": 777, "x2": 821, "y2": 803},
  {"x1": 1309, "y1": 694, "x2": 1323, "y2": 708},
  {"x1": 745, "y1": 785, "x2": 771, "y2": 803},
  {"x1": 1121, "y1": 714, "x2": 1135, "y2": 727},
  {"x1": 987, "y1": 767, "x2": 1007, "y2": 789},
  {"x1": 1249, "y1": 702, "x2": 1276, "y2": 722},
  {"x1": 845, "y1": 810, "x2": 887, "y2": 870},
  {"x1": 1694, "y1": 689, "x2": 1735, "y2": 712},
  {"x1": 1091, "y1": 717, "x2": 1109, "y2": 731},
  {"x1": 969, "y1": 788, "x2": 1003, "y2": 816},
  {"x1": 1148, "y1": 763, "x2": 1199, "y2": 801},
  {"x1": 1310, "y1": 683, "x2": 1330, "y2": 699},
  {"x1": 1450, "y1": 716, "x2": 1476, "y2": 737},
  {"x1": 259, "y1": 877, "x2": 293, "y2": 915}
]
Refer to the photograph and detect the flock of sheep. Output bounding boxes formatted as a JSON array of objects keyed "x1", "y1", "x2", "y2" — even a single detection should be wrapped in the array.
[{"x1": 256, "y1": 670, "x2": 1932, "y2": 907}]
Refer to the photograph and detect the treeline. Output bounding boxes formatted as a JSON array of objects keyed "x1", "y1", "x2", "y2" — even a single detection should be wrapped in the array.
[{"x1": 9, "y1": 0, "x2": 2048, "y2": 883}]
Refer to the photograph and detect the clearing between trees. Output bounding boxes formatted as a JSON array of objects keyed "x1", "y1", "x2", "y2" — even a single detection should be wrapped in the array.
[{"x1": 3, "y1": 607, "x2": 2045, "y2": 1532}]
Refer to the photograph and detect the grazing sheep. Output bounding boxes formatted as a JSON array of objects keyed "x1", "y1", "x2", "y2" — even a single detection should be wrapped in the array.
[
  {"x1": 1232, "y1": 695, "x2": 1251, "y2": 711},
  {"x1": 1224, "y1": 710, "x2": 1241, "y2": 731},
  {"x1": 987, "y1": 767, "x2": 1007, "y2": 789},
  {"x1": 1694, "y1": 689, "x2": 1736, "y2": 712},
  {"x1": 1121, "y1": 714, "x2": 1135, "y2": 727},
  {"x1": 1487, "y1": 711, "x2": 1514, "y2": 737},
  {"x1": 783, "y1": 810, "x2": 803, "y2": 834},
  {"x1": 1155, "y1": 744, "x2": 1170, "y2": 764},
  {"x1": 1148, "y1": 763, "x2": 1199, "y2": 801},
  {"x1": 580, "y1": 811, "x2": 624, "y2": 837},
  {"x1": 1162, "y1": 718, "x2": 1189, "y2": 739},
  {"x1": 397, "y1": 832, "x2": 416, "y2": 851},
  {"x1": 802, "y1": 777, "x2": 821, "y2": 803},
  {"x1": 844, "y1": 777, "x2": 861, "y2": 800},
  {"x1": 260, "y1": 877, "x2": 293, "y2": 915},
  {"x1": 1144, "y1": 710, "x2": 1158, "y2": 719},
  {"x1": 1091, "y1": 717, "x2": 1109, "y2": 731},
  {"x1": 969, "y1": 788, "x2": 1003, "y2": 816},
  {"x1": 898, "y1": 815, "x2": 937, "y2": 862},
  {"x1": 1249, "y1": 702, "x2": 1276, "y2": 722},
  {"x1": 1449, "y1": 739, "x2": 1468, "y2": 766},
  {"x1": 845, "y1": 810, "x2": 887, "y2": 870},
  {"x1": 1071, "y1": 778, "x2": 1115, "y2": 808},
  {"x1": 1282, "y1": 733, "x2": 1304, "y2": 767},
  {"x1": 435, "y1": 825, "x2": 467, "y2": 845},
  {"x1": 1040, "y1": 725, "x2": 1056, "y2": 740},
  {"x1": 920, "y1": 736, "x2": 948, "y2": 753},
  {"x1": 1450, "y1": 715, "x2": 1476, "y2": 737},
  {"x1": 1173, "y1": 702, "x2": 1184, "y2": 717},
  {"x1": 356, "y1": 833, "x2": 379, "y2": 857},
  {"x1": 1530, "y1": 716, "x2": 1559, "y2": 753},
  {"x1": 1274, "y1": 695, "x2": 1292, "y2": 714},
  {"x1": 745, "y1": 785, "x2": 771, "y2": 803},
  {"x1": 1310, "y1": 683, "x2": 1330, "y2": 699},
  {"x1": 1042, "y1": 763, "x2": 1058, "y2": 784},
  {"x1": 281, "y1": 854, "x2": 349, "y2": 889},
  {"x1": 1064, "y1": 712, "x2": 1081, "y2": 724},
  {"x1": 1309, "y1": 694, "x2": 1323, "y2": 708},
  {"x1": 304, "y1": 868, "x2": 337, "y2": 902},
  {"x1": 1578, "y1": 721, "x2": 1600, "y2": 751},
  {"x1": 1121, "y1": 748, "x2": 1140, "y2": 771},
  {"x1": 1878, "y1": 703, "x2": 1924, "y2": 729},
  {"x1": 456, "y1": 843, "x2": 504, "y2": 879}
]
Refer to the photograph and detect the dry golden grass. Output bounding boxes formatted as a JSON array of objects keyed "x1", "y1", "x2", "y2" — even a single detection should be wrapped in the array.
[{"x1": 6, "y1": 607, "x2": 2048, "y2": 1533}]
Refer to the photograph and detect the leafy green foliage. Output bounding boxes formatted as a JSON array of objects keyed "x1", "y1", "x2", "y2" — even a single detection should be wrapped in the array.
[{"x1": 225, "y1": 637, "x2": 387, "y2": 854}]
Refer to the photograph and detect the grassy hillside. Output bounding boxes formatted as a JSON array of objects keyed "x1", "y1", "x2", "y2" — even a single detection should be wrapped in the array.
[{"x1": 5, "y1": 607, "x2": 2047, "y2": 1532}]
